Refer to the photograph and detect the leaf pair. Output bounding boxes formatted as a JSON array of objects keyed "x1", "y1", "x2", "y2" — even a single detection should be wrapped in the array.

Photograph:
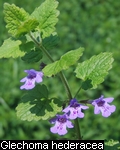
[
  {"x1": 0, "y1": 0, "x2": 59, "y2": 59},
  {"x1": 3, "y1": 0, "x2": 59, "y2": 38},
  {"x1": 43, "y1": 49, "x2": 114, "y2": 89}
]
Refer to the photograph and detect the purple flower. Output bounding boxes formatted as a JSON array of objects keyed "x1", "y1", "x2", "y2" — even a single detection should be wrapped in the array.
[
  {"x1": 91, "y1": 95, "x2": 116, "y2": 117},
  {"x1": 50, "y1": 114, "x2": 74, "y2": 135},
  {"x1": 62, "y1": 99, "x2": 89, "y2": 120},
  {"x1": 20, "y1": 69, "x2": 43, "y2": 90}
]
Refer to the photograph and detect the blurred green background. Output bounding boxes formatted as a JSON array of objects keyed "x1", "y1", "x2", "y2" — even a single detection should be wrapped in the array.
[{"x1": 0, "y1": 0, "x2": 120, "y2": 140}]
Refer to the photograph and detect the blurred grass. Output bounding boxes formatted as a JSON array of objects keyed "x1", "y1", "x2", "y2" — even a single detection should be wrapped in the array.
[{"x1": 0, "y1": 0, "x2": 120, "y2": 140}]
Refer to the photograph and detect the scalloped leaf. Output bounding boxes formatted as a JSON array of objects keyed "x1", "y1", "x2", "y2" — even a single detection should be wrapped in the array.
[
  {"x1": 21, "y1": 48, "x2": 43, "y2": 63},
  {"x1": 16, "y1": 85, "x2": 62, "y2": 121},
  {"x1": 75, "y1": 52, "x2": 114, "y2": 88},
  {"x1": 3, "y1": 3, "x2": 38, "y2": 37},
  {"x1": 42, "y1": 47, "x2": 84, "y2": 77},
  {"x1": 31, "y1": 0, "x2": 59, "y2": 38},
  {"x1": 0, "y1": 38, "x2": 25, "y2": 58},
  {"x1": 3, "y1": 3, "x2": 30, "y2": 37}
]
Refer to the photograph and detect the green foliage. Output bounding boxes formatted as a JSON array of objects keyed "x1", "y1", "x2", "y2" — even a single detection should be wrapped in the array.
[
  {"x1": 42, "y1": 33, "x2": 59, "y2": 49},
  {"x1": 0, "y1": 38, "x2": 25, "y2": 58},
  {"x1": 105, "y1": 139, "x2": 120, "y2": 150},
  {"x1": 0, "y1": 0, "x2": 119, "y2": 141},
  {"x1": 31, "y1": 0, "x2": 59, "y2": 38},
  {"x1": 81, "y1": 79, "x2": 93, "y2": 90},
  {"x1": 16, "y1": 18, "x2": 39, "y2": 37},
  {"x1": 4, "y1": 3, "x2": 29, "y2": 37},
  {"x1": 19, "y1": 41, "x2": 35, "y2": 52},
  {"x1": 43, "y1": 47, "x2": 84, "y2": 76},
  {"x1": 16, "y1": 85, "x2": 62, "y2": 121},
  {"x1": 4, "y1": 3, "x2": 39, "y2": 37},
  {"x1": 75, "y1": 52, "x2": 114, "y2": 89},
  {"x1": 21, "y1": 48, "x2": 43, "y2": 63}
]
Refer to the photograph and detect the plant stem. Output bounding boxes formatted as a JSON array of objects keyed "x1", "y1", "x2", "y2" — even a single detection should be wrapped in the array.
[
  {"x1": 59, "y1": 72, "x2": 72, "y2": 100},
  {"x1": 29, "y1": 32, "x2": 82, "y2": 140},
  {"x1": 74, "y1": 118, "x2": 82, "y2": 140},
  {"x1": 40, "y1": 45, "x2": 72, "y2": 99},
  {"x1": 74, "y1": 85, "x2": 82, "y2": 98}
]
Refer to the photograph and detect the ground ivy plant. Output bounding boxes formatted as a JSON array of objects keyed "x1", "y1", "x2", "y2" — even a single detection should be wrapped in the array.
[{"x1": 0, "y1": 0, "x2": 117, "y2": 142}]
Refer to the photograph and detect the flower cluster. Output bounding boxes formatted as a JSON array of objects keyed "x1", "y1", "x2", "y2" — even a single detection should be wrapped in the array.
[
  {"x1": 20, "y1": 69, "x2": 116, "y2": 136},
  {"x1": 50, "y1": 96, "x2": 116, "y2": 135},
  {"x1": 49, "y1": 99, "x2": 89, "y2": 135}
]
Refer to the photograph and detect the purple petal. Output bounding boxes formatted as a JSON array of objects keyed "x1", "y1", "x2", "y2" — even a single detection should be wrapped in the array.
[
  {"x1": 57, "y1": 124, "x2": 67, "y2": 135},
  {"x1": 103, "y1": 97, "x2": 114, "y2": 103},
  {"x1": 94, "y1": 105, "x2": 101, "y2": 114},
  {"x1": 68, "y1": 108, "x2": 78, "y2": 119},
  {"x1": 50, "y1": 124, "x2": 58, "y2": 134},
  {"x1": 80, "y1": 105, "x2": 89, "y2": 110},
  {"x1": 100, "y1": 108, "x2": 111, "y2": 117},
  {"x1": 35, "y1": 72, "x2": 43, "y2": 83},
  {"x1": 49, "y1": 117, "x2": 57, "y2": 124},
  {"x1": 77, "y1": 110, "x2": 84, "y2": 118},
  {"x1": 66, "y1": 120, "x2": 74, "y2": 128},
  {"x1": 99, "y1": 103, "x2": 116, "y2": 117},
  {"x1": 109, "y1": 105, "x2": 116, "y2": 113},
  {"x1": 62, "y1": 106, "x2": 70, "y2": 113},
  {"x1": 20, "y1": 84, "x2": 35, "y2": 90},
  {"x1": 20, "y1": 79, "x2": 35, "y2": 90},
  {"x1": 92, "y1": 101, "x2": 96, "y2": 106},
  {"x1": 50, "y1": 121, "x2": 68, "y2": 135},
  {"x1": 24, "y1": 69, "x2": 35, "y2": 74},
  {"x1": 20, "y1": 77, "x2": 27, "y2": 82}
]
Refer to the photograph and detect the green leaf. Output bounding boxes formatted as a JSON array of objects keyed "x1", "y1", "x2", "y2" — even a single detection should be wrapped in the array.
[
  {"x1": 0, "y1": 38, "x2": 25, "y2": 58},
  {"x1": 19, "y1": 41, "x2": 35, "y2": 53},
  {"x1": 21, "y1": 48, "x2": 43, "y2": 63},
  {"x1": 81, "y1": 79, "x2": 93, "y2": 90},
  {"x1": 59, "y1": 47, "x2": 84, "y2": 70},
  {"x1": 31, "y1": 0, "x2": 59, "y2": 38},
  {"x1": 16, "y1": 85, "x2": 62, "y2": 121},
  {"x1": 75, "y1": 52, "x2": 114, "y2": 88},
  {"x1": 42, "y1": 47, "x2": 84, "y2": 77},
  {"x1": 3, "y1": 3, "x2": 38, "y2": 37},
  {"x1": 104, "y1": 139, "x2": 120, "y2": 150},
  {"x1": 4, "y1": 3, "x2": 30, "y2": 37},
  {"x1": 16, "y1": 18, "x2": 39, "y2": 37},
  {"x1": 42, "y1": 33, "x2": 59, "y2": 49}
]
